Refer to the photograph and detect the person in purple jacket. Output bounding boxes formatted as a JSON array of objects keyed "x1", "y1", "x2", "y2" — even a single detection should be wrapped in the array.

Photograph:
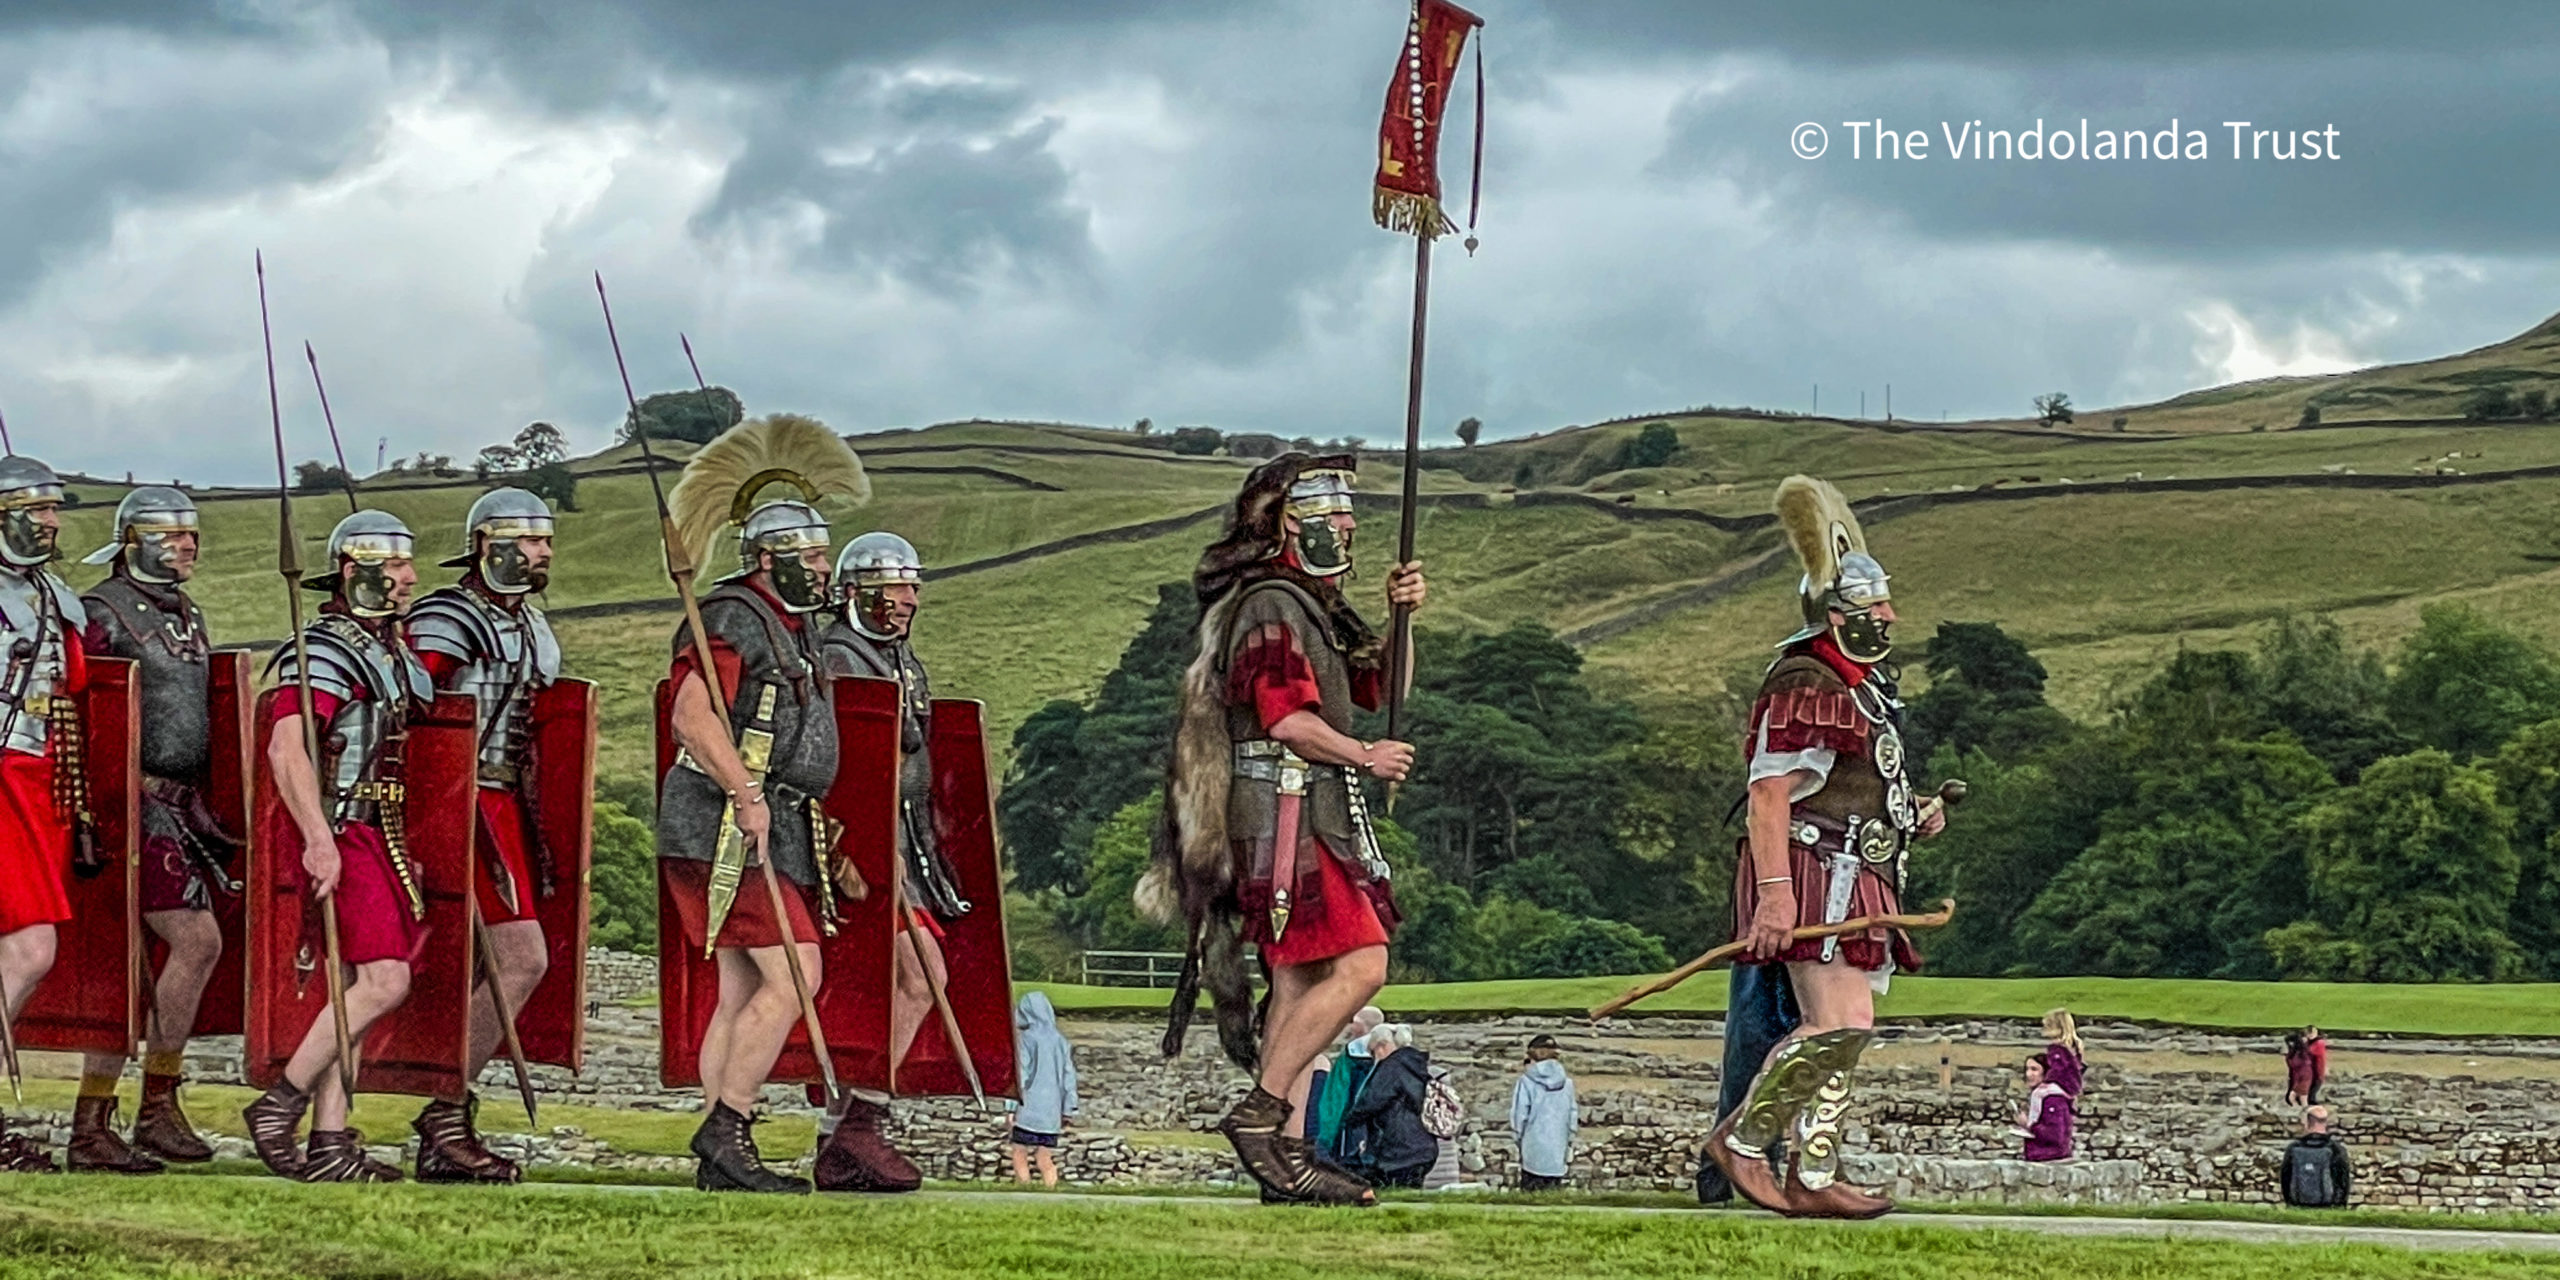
[
  {"x1": 2014, "y1": 1053, "x2": 2073, "y2": 1162},
  {"x1": 2041, "y1": 1008, "x2": 2085, "y2": 1100}
]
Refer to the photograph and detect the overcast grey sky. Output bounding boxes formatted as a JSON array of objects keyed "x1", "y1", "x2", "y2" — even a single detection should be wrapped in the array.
[{"x1": 4, "y1": 0, "x2": 2557, "y2": 482}]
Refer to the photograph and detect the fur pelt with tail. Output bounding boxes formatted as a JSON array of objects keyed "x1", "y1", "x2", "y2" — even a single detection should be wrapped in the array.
[{"x1": 1136, "y1": 591, "x2": 1262, "y2": 1071}]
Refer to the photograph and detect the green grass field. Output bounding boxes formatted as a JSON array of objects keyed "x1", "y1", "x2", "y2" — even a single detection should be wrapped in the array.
[
  {"x1": 1027, "y1": 973, "x2": 2560, "y2": 1038},
  {"x1": 4, "y1": 1177, "x2": 2558, "y2": 1280}
]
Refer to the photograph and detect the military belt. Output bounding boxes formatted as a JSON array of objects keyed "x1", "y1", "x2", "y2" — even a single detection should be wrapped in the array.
[
  {"x1": 477, "y1": 762, "x2": 522, "y2": 788},
  {"x1": 1789, "y1": 810, "x2": 1902, "y2": 866}
]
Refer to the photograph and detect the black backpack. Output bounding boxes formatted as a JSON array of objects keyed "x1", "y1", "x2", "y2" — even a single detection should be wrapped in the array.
[{"x1": 2285, "y1": 1140, "x2": 2341, "y2": 1207}]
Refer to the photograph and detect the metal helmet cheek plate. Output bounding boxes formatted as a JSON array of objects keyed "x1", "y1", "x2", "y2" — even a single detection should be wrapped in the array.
[
  {"x1": 0, "y1": 455, "x2": 65, "y2": 569},
  {"x1": 1282, "y1": 467, "x2": 1355, "y2": 579},
  {"x1": 83, "y1": 485, "x2": 201, "y2": 583},
  {"x1": 446, "y1": 486, "x2": 556, "y2": 595},
  {"x1": 1825, "y1": 550, "x2": 1893, "y2": 664},
  {"x1": 306, "y1": 508, "x2": 416, "y2": 618},
  {"x1": 738, "y1": 499, "x2": 832, "y2": 613},
  {"x1": 837, "y1": 530, "x2": 921, "y2": 640}
]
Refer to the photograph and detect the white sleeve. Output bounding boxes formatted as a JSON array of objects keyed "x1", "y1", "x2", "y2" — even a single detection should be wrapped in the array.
[{"x1": 1747, "y1": 716, "x2": 1834, "y2": 801}]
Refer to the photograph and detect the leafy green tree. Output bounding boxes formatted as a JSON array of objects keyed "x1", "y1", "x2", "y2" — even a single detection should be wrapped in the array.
[
  {"x1": 2489, "y1": 718, "x2": 2560, "y2": 977},
  {"x1": 2253, "y1": 615, "x2": 2406, "y2": 779},
  {"x1": 1167, "y1": 427, "x2": 1223, "y2": 456},
  {"x1": 2462, "y1": 386, "x2": 2518, "y2": 421},
  {"x1": 523, "y1": 460, "x2": 578, "y2": 512},
  {"x1": 2034, "y1": 393, "x2": 2074, "y2": 427},
  {"x1": 1905, "y1": 744, "x2": 2123, "y2": 975},
  {"x1": 999, "y1": 583, "x2": 1199, "y2": 892},
  {"x1": 588, "y1": 800, "x2": 658, "y2": 954},
  {"x1": 513, "y1": 421, "x2": 568, "y2": 467},
  {"x1": 2385, "y1": 605, "x2": 2560, "y2": 760},
  {"x1": 2266, "y1": 748, "x2": 2523, "y2": 981},
  {"x1": 1621, "y1": 422, "x2": 1680, "y2": 469},
  {"x1": 1904, "y1": 621, "x2": 2073, "y2": 767},
  {"x1": 1456, "y1": 417, "x2": 1482, "y2": 447},
  {"x1": 1048, "y1": 794, "x2": 1183, "y2": 952},
  {"x1": 622, "y1": 386, "x2": 744, "y2": 444},
  {"x1": 2013, "y1": 737, "x2": 2331, "y2": 978},
  {"x1": 1517, "y1": 915, "x2": 1672, "y2": 979}
]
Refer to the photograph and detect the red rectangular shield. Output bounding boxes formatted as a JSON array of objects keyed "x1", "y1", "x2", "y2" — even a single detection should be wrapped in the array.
[
  {"x1": 245, "y1": 689, "x2": 478, "y2": 1098},
  {"x1": 17, "y1": 656, "x2": 142, "y2": 1055},
  {"x1": 518, "y1": 678, "x2": 596, "y2": 1072},
  {"x1": 903, "y1": 697, "x2": 1018, "y2": 1100},
  {"x1": 187, "y1": 650, "x2": 256, "y2": 1038}
]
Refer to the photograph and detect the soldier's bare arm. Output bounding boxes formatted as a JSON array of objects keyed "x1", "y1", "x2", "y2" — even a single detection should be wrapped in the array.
[
  {"x1": 265, "y1": 715, "x2": 340, "y2": 896},
  {"x1": 1745, "y1": 772, "x2": 1805, "y2": 959},
  {"x1": 670, "y1": 670, "x2": 769, "y2": 856},
  {"x1": 1267, "y1": 710, "x2": 1414, "y2": 782}
]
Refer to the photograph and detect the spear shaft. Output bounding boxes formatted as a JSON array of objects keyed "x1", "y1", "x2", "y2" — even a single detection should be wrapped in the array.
[
  {"x1": 301, "y1": 343, "x2": 360, "y2": 515},
  {"x1": 260, "y1": 253, "x2": 358, "y2": 1104},
  {"x1": 0, "y1": 405, "x2": 13, "y2": 456},
  {"x1": 598, "y1": 275, "x2": 839, "y2": 1108}
]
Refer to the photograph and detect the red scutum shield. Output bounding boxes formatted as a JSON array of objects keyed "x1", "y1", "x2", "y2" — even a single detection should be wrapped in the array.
[
  {"x1": 189, "y1": 650, "x2": 255, "y2": 1038},
  {"x1": 900, "y1": 697, "x2": 1017, "y2": 1100},
  {"x1": 245, "y1": 689, "x2": 477, "y2": 1097},
  {"x1": 654, "y1": 676, "x2": 699, "y2": 1087},
  {"x1": 18, "y1": 655, "x2": 142, "y2": 1055},
  {"x1": 518, "y1": 678, "x2": 596, "y2": 1071},
  {"x1": 787, "y1": 675, "x2": 899, "y2": 1092}
]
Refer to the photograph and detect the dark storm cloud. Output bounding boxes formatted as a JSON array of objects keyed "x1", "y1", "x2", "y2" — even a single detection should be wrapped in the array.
[
  {"x1": 1547, "y1": 0, "x2": 2560, "y2": 64},
  {"x1": 0, "y1": 33, "x2": 388, "y2": 299},
  {"x1": 694, "y1": 75, "x2": 1094, "y2": 291}
]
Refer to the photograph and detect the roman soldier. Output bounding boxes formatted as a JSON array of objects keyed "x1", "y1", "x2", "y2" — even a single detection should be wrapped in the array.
[
  {"x1": 241, "y1": 508, "x2": 434, "y2": 1183},
  {"x1": 403, "y1": 487, "x2": 565, "y2": 1183},
  {"x1": 0, "y1": 456, "x2": 86, "y2": 1173},
  {"x1": 65, "y1": 488, "x2": 236, "y2": 1172},
  {"x1": 808, "y1": 530, "x2": 954, "y2": 1193},
  {"x1": 1706, "y1": 475, "x2": 1946, "y2": 1219},
  {"x1": 1137, "y1": 453, "x2": 1426, "y2": 1207},
  {"x1": 656, "y1": 415, "x2": 865, "y2": 1194}
]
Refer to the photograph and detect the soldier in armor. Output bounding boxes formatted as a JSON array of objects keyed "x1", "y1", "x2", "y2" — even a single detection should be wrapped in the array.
[
  {"x1": 241, "y1": 509, "x2": 434, "y2": 1184},
  {"x1": 403, "y1": 487, "x2": 563, "y2": 1184},
  {"x1": 65, "y1": 488, "x2": 232, "y2": 1172},
  {"x1": 0, "y1": 456, "x2": 88, "y2": 1173},
  {"x1": 807, "y1": 530, "x2": 958, "y2": 1193},
  {"x1": 1706, "y1": 476, "x2": 1947, "y2": 1219},
  {"x1": 1140, "y1": 453, "x2": 1426, "y2": 1207},
  {"x1": 657, "y1": 416, "x2": 866, "y2": 1194}
]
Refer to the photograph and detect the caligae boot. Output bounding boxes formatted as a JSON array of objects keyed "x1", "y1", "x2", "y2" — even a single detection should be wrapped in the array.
[
  {"x1": 0, "y1": 1116, "x2": 59, "y2": 1174},
  {"x1": 66, "y1": 1095, "x2": 163, "y2": 1174},
  {"x1": 241, "y1": 1082, "x2": 311, "y2": 1178},
  {"x1": 133, "y1": 1074, "x2": 213, "y2": 1163},
  {"x1": 1217, "y1": 1086, "x2": 1372, "y2": 1207},
  {"x1": 299, "y1": 1128, "x2": 403, "y2": 1183},
  {"x1": 689, "y1": 1102, "x2": 810, "y2": 1194},
  {"x1": 812, "y1": 1097, "x2": 921, "y2": 1193},
  {"x1": 413, "y1": 1094, "x2": 522, "y2": 1184}
]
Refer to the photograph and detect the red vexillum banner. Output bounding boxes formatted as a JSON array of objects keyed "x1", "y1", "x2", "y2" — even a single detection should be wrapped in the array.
[{"x1": 1372, "y1": 0, "x2": 1483, "y2": 239}]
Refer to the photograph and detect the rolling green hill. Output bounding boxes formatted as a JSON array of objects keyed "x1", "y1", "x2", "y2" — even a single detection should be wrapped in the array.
[{"x1": 40, "y1": 311, "x2": 2560, "y2": 797}]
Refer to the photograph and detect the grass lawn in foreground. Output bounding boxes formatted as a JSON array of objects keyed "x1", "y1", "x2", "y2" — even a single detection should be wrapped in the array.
[
  {"x1": 1026, "y1": 973, "x2": 2560, "y2": 1038},
  {"x1": 4, "y1": 1177, "x2": 2558, "y2": 1280}
]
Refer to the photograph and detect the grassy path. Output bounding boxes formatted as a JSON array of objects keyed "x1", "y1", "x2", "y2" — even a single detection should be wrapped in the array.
[{"x1": 7, "y1": 1176, "x2": 2560, "y2": 1279}]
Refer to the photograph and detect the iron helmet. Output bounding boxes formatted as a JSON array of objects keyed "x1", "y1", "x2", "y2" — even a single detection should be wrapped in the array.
[
  {"x1": 444, "y1": 486, "x2": 556, "y2": 595},
  {"x1": 81, "y1": 485, "x2": 201, "y2": 583},
  {"x1": 1281, "y1": 463, "x2": 1356, "y2": 579},
  {"x1": 303, "y1": 508, "x2": 417, "y2": 618},
  {"x1": 732, "y1": 499, "x2": 833, "y2": 613},
  {"x1": 837, "y1": 530, "x2": 921, "y2": 640},
  {"x1": 0, "y1": 455, "x2": 64, "y2": 570}
]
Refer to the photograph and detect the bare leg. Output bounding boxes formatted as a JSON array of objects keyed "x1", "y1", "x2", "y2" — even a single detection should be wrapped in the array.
[
  {"x1": 716, "y1": 942, "x2": 822, "y2": 1115},
  {"x1": 1036, "y1": 1146, "x2": 1058, "y2": 1189},
  {"x1": 143, "y1": 910, "x2": 222, "y2": 1059},
  {"x1": 1781, "y1": 958, "x2": 1875, "y2": 1036},
  {"x1": 288, "y1": 959, "x2": 413, "y2": 1131},
  {"x1": 1010, "y1": 1145, "x2": 1029, "y2": 1184},
  {"x1": 889, "y1": 928, "x2": 948, "y2": 1070},
  {"x1": 464, "y1": 919, "x2": 549, "y2": 1080},
  {"x1": 0, "y1": 922, "x2": 57, "y2": 1020},
  {"x1": 700, "y1": 948, "x2": 758, "y2": 1111},
  {"x1": 1256, "y1": 945, "x2": 1388, "y2": 1107}
]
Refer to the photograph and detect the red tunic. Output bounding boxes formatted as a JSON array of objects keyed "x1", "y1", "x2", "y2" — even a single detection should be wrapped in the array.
[
  {"x1": 0, "y1": 622, "x2": 84, "y2": 935},
  {"x1": 1233, "y1": 625, "x2": 1390, "y2": 969},
  {"x1": 259, "y1": 685, "x2": 427, "y2": 967}
]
